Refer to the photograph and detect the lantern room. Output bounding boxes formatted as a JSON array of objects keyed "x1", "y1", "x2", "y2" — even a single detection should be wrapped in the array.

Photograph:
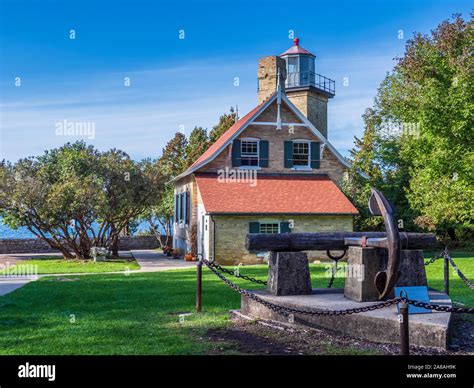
[{"x1": 280, "y1": 38, "x2": 335, "y2": 97}]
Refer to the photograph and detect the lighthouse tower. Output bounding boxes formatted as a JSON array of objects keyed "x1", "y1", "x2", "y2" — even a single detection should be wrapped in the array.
[{"x1": 280, "y1": 38, "x2": 335, "y2": 138}]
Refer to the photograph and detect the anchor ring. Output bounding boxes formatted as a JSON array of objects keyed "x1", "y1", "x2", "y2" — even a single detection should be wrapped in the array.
[{"x1": 326, "y1": 249, "x2": 347, "y2": 261}]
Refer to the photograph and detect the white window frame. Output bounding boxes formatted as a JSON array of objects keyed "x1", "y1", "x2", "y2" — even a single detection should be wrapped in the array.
[
  {"x1": 259, "y1": 222, "x2": 280, "y2": 234},
  {"x1": 292, "y1": 139, "x2": 312, "y2": 170},
  {"x1": 240, "y1": 137, "x2": 260, "y2": 169}
]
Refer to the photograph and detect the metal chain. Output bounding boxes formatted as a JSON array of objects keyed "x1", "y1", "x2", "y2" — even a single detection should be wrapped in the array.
[
  {"x1": 403, "y1": 298, "x2": 474, "y2": 314},
  {"x1": 424, "y1": 250, "x2": 444, "y2": 266},
  {"x1": 202, "y1": 258, "x2": 474, "y2": 316},
  {"x1": 208, "y1": 261, "x2": 268, "y2": 286},
  {"x1": 446, "y1": 253, "x2": 474, "y2": 289},
  {"x1": 204, "y1": 259, "x2": 403, "y2": 317},
  {"x1": 327, "y1": 260, "x2": 338, "y2": 288}
]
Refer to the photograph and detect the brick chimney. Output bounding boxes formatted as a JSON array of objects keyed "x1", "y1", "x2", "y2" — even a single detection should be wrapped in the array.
[{"x1": 257, "y1": 56, "x2": 286, "y2": 104}]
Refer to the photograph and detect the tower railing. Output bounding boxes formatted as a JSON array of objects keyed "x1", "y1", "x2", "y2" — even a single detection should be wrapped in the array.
[{"x1": 286, "y1": 71, "x2": 335, "y2": 95}]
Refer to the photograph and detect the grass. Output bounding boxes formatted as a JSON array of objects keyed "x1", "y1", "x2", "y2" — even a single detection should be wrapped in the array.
[
  {"x1": 0, "y1": 256, "x2": 140, "y2": 275},
  {"x1": 0, "y1": 251, "x2": 471, "y2": 355}
]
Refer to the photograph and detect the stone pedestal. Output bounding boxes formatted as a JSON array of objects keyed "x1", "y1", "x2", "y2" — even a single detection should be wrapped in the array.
[
  {"x1": 267, "y1": 251, "x2": 312, "y2": 296},
  {"x1": 344, "y1": 247, "x2": 382, "y2": 302},
  {"x1": 344, "y1": 247, "x2": 427, "y2": 302}
]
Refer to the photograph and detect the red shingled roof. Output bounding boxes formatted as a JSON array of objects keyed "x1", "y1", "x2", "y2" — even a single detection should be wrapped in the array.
[
  {"x1": 189, "y1": 99, "x2": 270, "y2": 169},
  {"x1": 280, "y1": 38, "x2": 315, "y2": 57},
  {"x1": 195, "y1": 174, "x2": 358, "y2": 214}
]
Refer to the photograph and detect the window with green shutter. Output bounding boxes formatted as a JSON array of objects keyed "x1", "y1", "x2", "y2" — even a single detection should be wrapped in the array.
[
  {"x1": 284, "y1": 141, "x2": 293, "y2": 168},
  {"x1": 310, "y1": 141, "x2": 320, "y2": 169},
  {"x1": 232, "y1": 140, "x2": 242, "y2": 167},
  {"x1": 259, "y1": 223, "x2": 279, "y2": 234},
  {"x1": 280, "y1": 221, "x2": 291, "y2": 233},
  {"x1": 259, "y1": 140, "x2": 269, "y2": 167},
  {"x1": 249, "y1": 222, "x2": 260, "y2": 234}
]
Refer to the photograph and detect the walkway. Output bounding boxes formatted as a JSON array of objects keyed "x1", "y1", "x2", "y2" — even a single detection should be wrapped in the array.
[
  {"x1": 0, "y1": 249, "x2": 196, "y2": 296},
  {"x1": 131, "y1": 250, "x2": 196, "y2": 272}
]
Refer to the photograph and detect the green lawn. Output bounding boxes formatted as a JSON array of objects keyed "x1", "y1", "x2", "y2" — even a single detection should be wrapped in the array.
[
  {"x1": 0, "y1": 257, "x2": 140, "y2": 275},
  {"x1": 0, "y1": 251, "x2": 472, "y2": 355}
]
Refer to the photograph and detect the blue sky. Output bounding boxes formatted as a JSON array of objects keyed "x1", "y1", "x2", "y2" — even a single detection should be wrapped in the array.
[{"x1": 0, "y1": 0, "x2": 471, "y2": 162}]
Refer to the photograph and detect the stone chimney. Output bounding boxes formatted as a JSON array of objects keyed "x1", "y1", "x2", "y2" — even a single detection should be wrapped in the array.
[{"x1": 257, "y1": 56, "x2": 286, "y2": 104}]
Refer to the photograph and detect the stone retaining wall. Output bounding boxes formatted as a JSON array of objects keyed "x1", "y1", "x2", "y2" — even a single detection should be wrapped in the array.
[{"x1": 0, "y1": 236, "x2": 162, "y2": 254}]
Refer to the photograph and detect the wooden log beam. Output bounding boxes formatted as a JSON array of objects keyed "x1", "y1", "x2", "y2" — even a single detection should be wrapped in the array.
[{"x1": 246, "y1": 232, "x2": 436, "y2": 252}]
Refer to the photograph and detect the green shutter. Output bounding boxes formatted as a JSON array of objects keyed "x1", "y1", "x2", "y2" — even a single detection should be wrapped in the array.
[
  {"x1": 249, "y1": 222, "x2": 260, "y2": 234},
  {"x1": 232, "y1": 140, "x2": 241, "y2": 167},
  {"x1": 280, "y1": 221, "x2": 291, "y2": 233},
  {"x1": 284, "y1": 141, "x2": 293, "y2": 168},
  {"x1": 259, "y1": 140, "x2": 269, "y2": 167},
  {"x1": 174, "y1": 194, "x2": 178, "y2": 222},
  {"x1": 185, "y1": 191, "x2": 190, "y2": 224},
  {"x1": 310, "y1": 141, "x2": 320, "y2": 169}
]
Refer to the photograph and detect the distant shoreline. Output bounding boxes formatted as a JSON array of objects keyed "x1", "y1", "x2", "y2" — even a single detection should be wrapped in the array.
[{"x1": 0, "y1": 221, "x2": 161, "y2": 240}]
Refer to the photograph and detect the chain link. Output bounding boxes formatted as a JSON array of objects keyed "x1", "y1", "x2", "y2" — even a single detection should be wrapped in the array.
[
  {"x1": 202, "y1": 258, "x2": 474, "y2": 316},
  {"x1": 208, "y1": 262, "x2": 268, "y2": 286},
  {"x1": 424, "y1": 250, "x2": 444, "y2": 266},
  {"x1": 203, "y1": 259, "x2": 402, "y2": 317},
  {"x1": 446, "y1": 253, "x2": 474, "y2": 289},
  {"x1": 327, "y1": 261, "x2": 338, "y2": 288}
]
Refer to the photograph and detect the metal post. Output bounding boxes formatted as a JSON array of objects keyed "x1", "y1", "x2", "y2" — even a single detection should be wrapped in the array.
[
  {"x1": 196, "y1": 258, "x2": 202, "y2": 312},
  {"x1": 444, "y1": 253, "x2": 449, "y2": 296},
  {"x1": 399, "y1": 293, "x2": 409, "y2": 356}
]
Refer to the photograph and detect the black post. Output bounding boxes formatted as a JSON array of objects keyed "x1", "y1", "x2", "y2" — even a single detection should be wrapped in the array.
[
  {"x1": 196, "y1": 259, "x2": 202, "y2": 312},
  {"x1": 444, "y1": 253, "x2": 449, "y2": 296},
  {"x1": 400, "y1": 299, "x2": 409, "y2": 356}
]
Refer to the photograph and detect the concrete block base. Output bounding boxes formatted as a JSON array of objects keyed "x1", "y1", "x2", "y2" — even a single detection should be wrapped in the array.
[
  {"x1": 267, "y1": 251, "x2": 312, "y2": 296},
  {"x1": 241, "y1": 288, "x2": 452, "y2": 349},
  {"x1": 344, "y1": 248, "x2": 428, "y2": 302}
]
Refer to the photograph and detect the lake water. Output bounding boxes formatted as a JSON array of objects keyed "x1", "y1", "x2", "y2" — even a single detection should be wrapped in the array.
[{"x1": 0, "y1": 220, "x2": 157, "y2": 239}]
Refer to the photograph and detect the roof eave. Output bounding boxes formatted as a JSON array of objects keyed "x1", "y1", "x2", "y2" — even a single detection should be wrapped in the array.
[{"x1": 169, "y1": 93, "x2": 278, "y2": 183}]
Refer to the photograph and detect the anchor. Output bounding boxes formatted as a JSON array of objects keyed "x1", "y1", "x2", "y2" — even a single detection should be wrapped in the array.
[
  {"x1": 343, "y1": 188, "x2": 401, "y2": 299},
  {"x1": 246, "y1": 188, "x2": 436, "y2": 300}
]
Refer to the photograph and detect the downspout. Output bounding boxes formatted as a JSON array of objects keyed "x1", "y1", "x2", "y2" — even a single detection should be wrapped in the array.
[{"x1": 210, "y1": 215, "x2": 216, "y2": 262}]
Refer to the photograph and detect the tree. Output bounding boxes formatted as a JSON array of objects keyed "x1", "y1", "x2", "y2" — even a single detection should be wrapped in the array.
[
  {"x1": 185, "y1": 127, "x2": 209, "y2": 167},
  {"x1": 0, "y1": 142, "x2": 164, "y2": 259},
  {"x1": 209, "y1": 107, "x2": 237, "y2": 143},
  {"x1": 344, "y1": 14, "x2": 473, "y2": 240},
  {"x1": 146, "y1": 133, "x2": 188, "y2": 248},
  {"x1": 98, "y1": 151, "x2": 164, "y2": 256}
]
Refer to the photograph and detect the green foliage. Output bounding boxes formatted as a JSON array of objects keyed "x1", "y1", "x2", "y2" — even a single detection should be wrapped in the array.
[
  {"x1": 209, "y1": 107, "x2": 237, "y2": 143},
  {"x1": 0, "y1": 142, "x2": 164, "y2": 259},
  {"x1": 146, "y1": 109, "x2": 235, "y2": 246},
  {"x1": 344, "y1": 14, "x2": 473, "y2": 239},
  {"x1": 185, "y1": 127, "x2": 210, "y2": 167}
]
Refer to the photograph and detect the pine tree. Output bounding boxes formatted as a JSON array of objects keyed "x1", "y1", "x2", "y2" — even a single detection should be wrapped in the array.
[
  {"x1": 185, "y1": 127, "x2": 210, "y2": 167},
  {"x1": 209, "y1": 107, "x2": 237, "y2": 143}
]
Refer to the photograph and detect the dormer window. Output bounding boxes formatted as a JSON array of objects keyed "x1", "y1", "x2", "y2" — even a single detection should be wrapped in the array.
[
  {"x1": 240, "y1": 139, "x2": 259, "y2": 167},
  {"x1": 293, "y1": 140, "x2": 310, "y2": 168},
  {"x1": 232, "y1": 138, "x2": 269, "y2": 168}
]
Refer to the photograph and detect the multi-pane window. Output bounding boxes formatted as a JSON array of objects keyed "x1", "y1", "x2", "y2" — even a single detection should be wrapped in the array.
[
  {"x1": 293, "y1": 141, "x2": 310, "y2": 166},
  {"x1": 241, "y1": 140, "x2": 259, "y2": 166},
  {"x1": 259, "y1": 223, "x2": 279, "y2": 234}
]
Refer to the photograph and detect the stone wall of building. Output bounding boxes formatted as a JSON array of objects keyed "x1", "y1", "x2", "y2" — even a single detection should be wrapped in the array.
[
  {"x1": 200, "y1": 102, "x2": 347, "y2": 186},
  {"x1": 257, "y1": 56, "x2": 286, "y2": 104},
  {"x1": 286, "y1": 89, "x2": 329, "y2": 137},
  {"x1": 212, "y1": 214, "x2": 353, "y2": 265},
  {"x1": 173, "y1": 174, "x2": 199, "y2": 255},
  {"x1": 0, "y1": 236, "x2": 161, "y2": 255}
]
